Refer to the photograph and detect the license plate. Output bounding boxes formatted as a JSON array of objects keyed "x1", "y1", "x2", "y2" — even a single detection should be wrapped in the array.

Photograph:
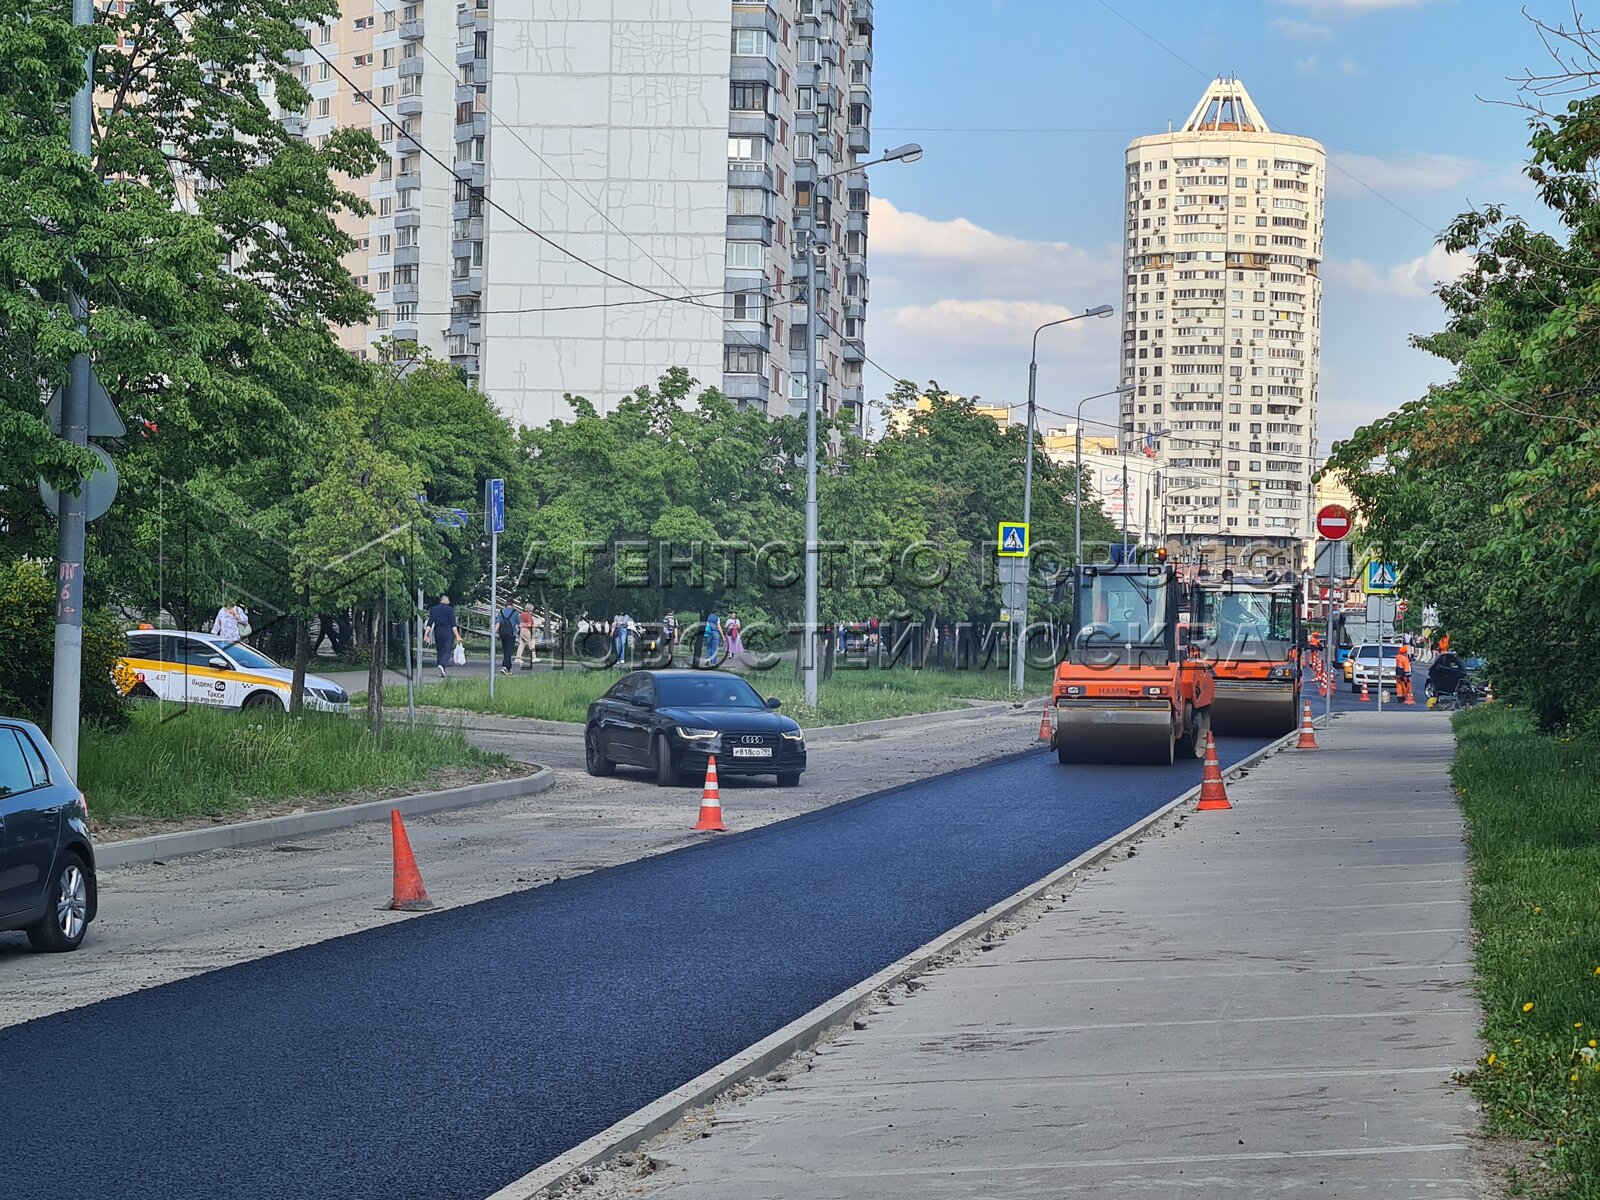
[{"x1": 731, "y1": 746, "x2": 772, "y2": 758}]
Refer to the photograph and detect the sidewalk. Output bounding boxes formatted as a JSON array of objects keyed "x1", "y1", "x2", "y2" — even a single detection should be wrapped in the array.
[{"x1": 576, "y1": 711, "x2": 1484, "y2": 1198}]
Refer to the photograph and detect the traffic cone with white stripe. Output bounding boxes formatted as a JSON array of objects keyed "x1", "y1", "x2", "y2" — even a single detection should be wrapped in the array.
[
  {"x1": 1295, "y1": 702, "x2": 1319, "y2": 750},
  {"x1": 1359, "y1": 680, "x2": 1371, "y2": 702},
  {"x1": 1038, "y1": 705, "x2": 1054, "y2": 744},
  {"x1": 1196, "y1": 731, "x2": 1231, "y2": 811},
  {"x1": 694, "y1": 755, "x2": 726, "y2": 832}
]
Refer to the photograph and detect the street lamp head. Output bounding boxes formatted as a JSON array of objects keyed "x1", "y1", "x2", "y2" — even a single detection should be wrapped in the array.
[
  {"x1": 1085, "y1": 304, "x2": 1114, "y2": 318},
  {"x1": 1115, "y1": 384, "x2": 1135, "y2": 394},
  {"x1": 884, "y1": 142, "x2": 924, "y2": 163}
]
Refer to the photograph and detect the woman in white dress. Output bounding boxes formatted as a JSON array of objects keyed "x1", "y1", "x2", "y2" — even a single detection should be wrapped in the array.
[{"x1": 212, "y1": 599, "x2": 249, "y2": 644}]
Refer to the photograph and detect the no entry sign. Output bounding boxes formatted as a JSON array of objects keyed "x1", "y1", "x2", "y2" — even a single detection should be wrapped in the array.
[{"x1": 1315, "y1": 504, "x2": 1352, "y2": 541}]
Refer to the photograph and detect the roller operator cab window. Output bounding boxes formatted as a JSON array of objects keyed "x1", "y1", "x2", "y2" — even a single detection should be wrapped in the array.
[
  {"x1": 1076, "y1": 572, "x2": 1167, "y2": 647},
  {"x1": 1203, "y1": 592, "x2": 1296, "y2": 660}
]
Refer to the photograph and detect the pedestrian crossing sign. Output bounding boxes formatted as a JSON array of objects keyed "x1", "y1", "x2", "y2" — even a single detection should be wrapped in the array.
[
  {"x1": 997, "y1": 521, "x2": 1030, "y2": 558},
  {"x1": 1364, "y1": 561, "x2": 1399, "y2": 594}
]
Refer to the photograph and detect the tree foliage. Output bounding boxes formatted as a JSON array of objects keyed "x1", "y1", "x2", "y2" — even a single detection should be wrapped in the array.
[{"x1": 1328, "y1": 23, "x2": 1600, "y2": 730}]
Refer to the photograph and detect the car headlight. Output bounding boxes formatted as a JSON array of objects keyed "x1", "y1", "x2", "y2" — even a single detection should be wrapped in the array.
[
  {"x1": 677, "y1": 727, "x2": 718, "y2": 739},
  {"x1": 1267, "y1": 665, "x2": 1293, "y2": 681},
  {"x1": 781, "y1": 730, "x2": 805, "y2": 742},
  {"x1": 1145, "y1": 685, "x2": 1166, "y2": 696}
]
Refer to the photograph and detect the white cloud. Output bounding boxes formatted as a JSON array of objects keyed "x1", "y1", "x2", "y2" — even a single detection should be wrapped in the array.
[
  {"x1": 1322, "y1": 244, "x2": 1473, "y2": 297},
  {"x1": 1328, "y1": 150, "x2": 1507, "y2": 197},
  {"x1": 879, "y1": 299, "x2": 1111, "y2": 346},
  {"x1": 1270, "y1": 16, "x2": 1335, "y2": 39},
  {"x1": 1295, "y1": 54, "x2": 1321, "y2": 75},
  {"x1": 1338, "y1": 54, "x2": 1365, "y2": 75}
]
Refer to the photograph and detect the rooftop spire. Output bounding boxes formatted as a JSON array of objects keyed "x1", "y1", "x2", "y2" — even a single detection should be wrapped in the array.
[{"x1": 1181, "y1": 76, "x2": 1270, "y2": 134}]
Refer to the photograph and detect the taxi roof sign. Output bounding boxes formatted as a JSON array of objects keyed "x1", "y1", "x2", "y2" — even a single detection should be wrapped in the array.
[{"x1": 997, "y1": 521, "x2": 1029, "y2": 558}]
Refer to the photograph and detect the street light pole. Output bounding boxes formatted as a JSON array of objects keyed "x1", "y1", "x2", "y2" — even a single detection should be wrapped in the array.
[
  {"x1": 1072, "y1": 384, "x2": 1135, "y2": 575},
  {"x1": 801, "y1": 143, "x2": 922, "y2": 709}
]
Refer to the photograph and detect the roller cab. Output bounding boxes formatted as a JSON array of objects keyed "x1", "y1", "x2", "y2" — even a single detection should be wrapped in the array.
[
  {"x1": 1050, "y1": 563, "x2": 1214, "y2": 766},
  {"x1": 1192, "y1": 576, "x2": 1301, "y2": 736}
]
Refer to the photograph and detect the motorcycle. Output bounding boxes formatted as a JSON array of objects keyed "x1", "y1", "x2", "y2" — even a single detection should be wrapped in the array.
[{"x1": 1424, "y1": 676, "x2": 1486, "y2": 711}]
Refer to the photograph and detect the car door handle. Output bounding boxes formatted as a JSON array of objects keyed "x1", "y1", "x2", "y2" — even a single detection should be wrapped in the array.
[{"x1": 40, "y1": 807, "x2": 62, "y2": 816}]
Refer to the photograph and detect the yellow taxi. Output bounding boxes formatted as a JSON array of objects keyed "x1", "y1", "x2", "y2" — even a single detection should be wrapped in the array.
[{"x1": 120, "y1": 629, "x2": 351, "y2": 713}]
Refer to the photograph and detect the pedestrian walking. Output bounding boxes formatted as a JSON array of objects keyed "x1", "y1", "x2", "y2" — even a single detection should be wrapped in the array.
[
  {"x1": 514, "y1": 605, "x2": 540, "y2": 669},
  {"x1": 212, "y1": 598, "x2": 250, "y2": 645},
  {"x1": 663, "y1": 610, "x2": 678, "y2": 647},
  {"x1": 424, "y1": 594, "x2": 461, "y2": 679},
  {"x1": 612, "y1": 611, "x2": 632, "y2": 667},
  {"x1": 703, "y1": 611, "x2": 723, "y2": 665},
  {"x1": 495, "y1": 600, "x2": 519, "y2": 675},
  {"x1": 725, "y1": 610, "x2": 744, "y2": 657}
]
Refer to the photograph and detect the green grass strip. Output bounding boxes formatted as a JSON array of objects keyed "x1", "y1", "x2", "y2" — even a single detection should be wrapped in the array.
[
  {"x1": 80, "y1": 704, "x2": 507, "y2": 824},
  {"x1": 1454, "y1": 704, "x2": 1600, "y2": 1196}
]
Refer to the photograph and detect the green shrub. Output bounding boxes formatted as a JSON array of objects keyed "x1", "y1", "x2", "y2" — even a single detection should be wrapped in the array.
[{"x1": 0, "y1": 557, "x2": 129, "y2": 732}]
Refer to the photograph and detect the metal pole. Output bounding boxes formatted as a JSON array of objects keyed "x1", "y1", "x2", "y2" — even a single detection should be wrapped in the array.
[
  {"x1": 1325, "y1": 577, "x2": 1334, "y2": 727},
  {"x1": 49, "y1": 0, "x2": 96, "y2": 778},
  {"x1": 488, "y1": 479, "x2": 497, "y2": 701},
  {"x1": 404, "y1": 531, "x2": 415, "y2": 730},
  {"x1": 1016, "y1": 358, "x2": 1038, "y2": 693},
  {"x1": 1074, "y1": 426, "x2": 1083, "y2": 567},
  {"x1": 1121, "y1": 453, "x2": 1130, "y2": 560},
  {"x1": 803, "y1": 234, "x2": 820, "y2": 708}
]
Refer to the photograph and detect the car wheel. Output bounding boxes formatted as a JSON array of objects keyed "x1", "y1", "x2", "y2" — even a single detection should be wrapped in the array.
[
  {"x1": 777, "y1": 772, "x2": 801, "y2": 787},
  {"x1": 26, "y1": 851, "x2": 91, "y2": 953},
  {"x1": 653, "y1": 734, "x2": 680, "y2": 787},
  {"x1": 243, "y1": 691, "x2": 279, "y2": 712},
  {"x1": 584, "y1": 726, "x2": 615, "y2": 777}
]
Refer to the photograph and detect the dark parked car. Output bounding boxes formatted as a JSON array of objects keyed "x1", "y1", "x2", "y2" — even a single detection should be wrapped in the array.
[
  {"x1": 585, "y1": 670, "x2": 806, "y2": 787},
  {"x1": 0, "y1": 719, "x2": 96, "y2": 952}
]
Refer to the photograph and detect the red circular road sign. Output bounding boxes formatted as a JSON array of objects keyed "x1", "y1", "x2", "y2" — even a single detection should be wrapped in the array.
[
  {"x1": 1315, "y1": 504, "x2": 1352, "y2": 540},
  {"x1": 1397, "y1": 600, "x2": 1409, "y2": 615}
]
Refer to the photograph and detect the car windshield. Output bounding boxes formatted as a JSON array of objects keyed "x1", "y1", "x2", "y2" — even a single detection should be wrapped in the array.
[
  {"x1": 656, "y1": 674, "x2": 766, "y2": 709},
  {"x1": 217, "y1": 643, "x2": 282, "y2": 671},
  {"x1": 1357, "y1": 645, "x2": 1400, "y2": 660}
]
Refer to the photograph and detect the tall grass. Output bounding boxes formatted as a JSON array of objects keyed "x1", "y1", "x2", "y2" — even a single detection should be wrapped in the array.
[
  {"x1": 376, "y1": 662, "x2": 1049, "y2": 727},
  {"x1": 80, "y1": 704, "x2": 507, "y2": 825},
  {"x1": 1453, "y1": 704, "x2": 1600, "y2": 1196}
]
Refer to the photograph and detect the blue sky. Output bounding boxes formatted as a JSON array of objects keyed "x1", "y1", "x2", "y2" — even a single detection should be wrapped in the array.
[{"x1": 864, "y1": 0, "x2": 1557, "y2": 450}]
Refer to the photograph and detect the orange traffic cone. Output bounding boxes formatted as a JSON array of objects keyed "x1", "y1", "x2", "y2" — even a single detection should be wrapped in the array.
[
  {"x1": 694, "y1": 755, "x2": 726, "y2": 832},
  {"x1": 1402, "y1": 678, "x2": 1416, "y2": 705},
  {"x1": 388, "y1": 809, "x2": 435, "y2": 911},
  {"x1": 1038, "y1": 705, "x2": 1053, "y2": 743},
  {"x1": 1196, "y1": 731, "x2": 1231, "y2": 811},
  {"x1": 1296, "y1": 702, "x2": 1319, "y2": 749},
  {"x1": 1359, "y1": 680, "x2": 1371, "y2": 702}
]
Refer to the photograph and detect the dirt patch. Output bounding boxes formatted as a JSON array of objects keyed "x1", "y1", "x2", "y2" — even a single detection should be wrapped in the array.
[{"x1": 90, "y1": 763, "x2": 533, "y2": 843}]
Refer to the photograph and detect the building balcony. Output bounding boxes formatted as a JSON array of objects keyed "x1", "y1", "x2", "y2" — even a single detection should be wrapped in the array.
[
  {"x1": 454, "y1": 215, "x2": 485, "y2": 242},
  {"x1": 455, "y1": 161, "x2": 485, "y2": 188},
  {"x1": 841, "y1": 383, "x2": 865, "y2": 410},
  {"x1": 728, "y1": 110, "x2": 778, "y2": 142},
  {"x1": 392, "y1": 282, "x2": 420, "y2": 305},
  {"x1": 727, "y1": 162, "x2": 773, "y2": 191},
  {"x1": 391, "y1": 318, "x2": 419, "y2": 342},
  {"x1": 455, "y1": 113, "x2": 488, "y2": 141},
  {"x1": 451, "y1": 271, "x2": 483, "y2": 298},
  {"x1": 854, "y1": 0, "x2": 872, "y2": 25},
  {"x1": 396, "y1": 94, "x2": 425, "y2": 118},
  {"x1": 730, "y1": 4, "x2": 779, "y2": 39},
  {"x1": 400, "y1": 18, "x2": 424, "y2": 40},
  {"x1": 842, "y1": 337, "x2": 865, "y2": 363},
  {"x1": 393, "y1": 244, "x2": 421, "y2": 268},
  {"x1": 726, "y1": 214, "x2": 775, "y2": 245},
  {"x1": 847, "y1": 123, "x2": 869, "y2": 154},
  {"x1": 456, "y1": 83, "x2": 477, "y2": 107},
  {"x1": 848, "y1": 41, "x2": 873, "y2": 70},
  {"x1": 845, "y1": 208, "x2": 868, "y2": 234},
  {"x1": 722, "y1": 374, "x2": 771, "y2": 407},
  {"x1": 456, "y1": 42, "x2": 480, "y2": 67},
  {"x1": 396, "y1": 134, "x2": 423, "y2": 154},
  {"x1": 730, "y1": 59, "x2": 778, "y2": 88},
  {"x1": 398, "y1": 57, "x2": 425, "y2": 78},
  {"x1": 843, "y1": 296, "x2": 865, "y2": 321},
  {"x1": 395, "y1": 209, "x2": 422, "y2": 229},
  {"x1": 723, "y1": 325, "x2": 771, "y2": 353},
  {"x1": 395, "y1": 170, "x2": 421, "y2": 192}
]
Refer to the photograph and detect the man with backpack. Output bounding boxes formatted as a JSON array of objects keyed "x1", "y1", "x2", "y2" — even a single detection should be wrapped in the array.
[{"x1": 495, "y1": 600, "x2": 520, "y2": 676}]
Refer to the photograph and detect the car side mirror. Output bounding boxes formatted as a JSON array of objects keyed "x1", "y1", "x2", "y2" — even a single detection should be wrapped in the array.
[
  {"x1": 208, "y1": 656, "x2": 230, "y2": 670},
  {"x1": 630, "y1": 695, "x2": 653, "y2": 710},
  {"x1": 766, "y1": 697, "x2": 782, "y2": 709}
]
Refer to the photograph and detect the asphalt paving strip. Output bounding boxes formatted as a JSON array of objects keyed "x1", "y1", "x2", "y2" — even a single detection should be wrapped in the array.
[{"x1": 0, "y1": 734, "x2": 1270, "y2": 1200}]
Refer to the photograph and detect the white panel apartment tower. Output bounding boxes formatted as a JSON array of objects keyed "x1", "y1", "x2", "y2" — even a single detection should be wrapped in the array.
[{"x1": 1122, "y1": 78, "x2": 1324, "y2": 573}]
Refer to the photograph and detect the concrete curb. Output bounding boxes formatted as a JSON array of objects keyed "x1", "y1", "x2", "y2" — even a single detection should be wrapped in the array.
[
  {"x1": 486, "y1": 726, "x2": 1306, "y2": 1200},
  {"x1": 95, "y1": 767, "x2": 555, "y2": 869}
]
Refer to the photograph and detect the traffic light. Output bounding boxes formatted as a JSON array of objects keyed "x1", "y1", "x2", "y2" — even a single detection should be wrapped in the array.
[{"x1": 1156, "y1": 546, "x2": 1168, "y2": 563}]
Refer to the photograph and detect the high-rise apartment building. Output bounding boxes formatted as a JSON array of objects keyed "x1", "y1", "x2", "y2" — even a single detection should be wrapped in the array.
[
  {"x1": 1122, "y1": 78, "x2": 1324, "y2": 572},
  {"x1": 287, "y1": 0, "x2": 877, "y2": 433}
]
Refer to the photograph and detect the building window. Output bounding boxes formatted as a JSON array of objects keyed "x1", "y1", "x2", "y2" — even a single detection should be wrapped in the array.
[
  {"x1": 317, "y1": 97, "x2": 330, "y2": 117},
  {"x1": 354, "y1": 15, "x2": 372, "y2": 30},
  {"x1": 384, "y1": 11, "x2": 396, "y2": 30},
  {"x1": 395, "y1": 303, "x2": 417, "y2": 322},
  {"x1": 796, "y1": 133, "x2": 815, "y2": 160},
  {"x1": 380, "y1": 159, "x2": 392, "y2": 180},
  {"x1": 378, "y1": 234, "x2": 392, "y2": 253},
  {"x1": 378, "y1": 196, "x2": 392, "y2": 216},
  {"x1": 382, "y1": 48, "x2": 394, "y2": 68},
  {"x1": 797, "y1": 86, "x2": 814, "y2": 111},
  {"x1": 728, "y1": 136, "x2": 767, "y2": 163},
  {"x1": 475, "y1": 31, "x2": 488, "y2": 57},
  {"x1": 730, "y1": 82, "x2": 768, "y2": 112},
  {"x1": 732, "y1": 29, "x2": 768, "y2": 57},
  {"x1": 725, "y1": 345, "x2": 764, "y2": 374},
  {"x1": 732, "y1": 291, "x2": 766, "y2": 321},
  {"x1": 726, "y1": 242, "x2": 765, "y2": 271},
  {"x1": 729, "y1": 188, "x2": 769, "y2": 217},
  {"x1": 319, "y1": 23, "x2": 331, "y2": 44},
  {"x1": 318, "y1": 62, "x2": 330, "y2": 81},
  {"x1": 798, "y1": 36, "x2": 818, "y2": 63},
  {"x1": 377, "y1": 271, "x2": 391, "y2": 291}
]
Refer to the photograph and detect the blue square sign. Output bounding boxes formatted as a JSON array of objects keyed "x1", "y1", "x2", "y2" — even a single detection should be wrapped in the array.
[{"x1": 997, "y1": 521, "x2": 1029, "y2": 558}]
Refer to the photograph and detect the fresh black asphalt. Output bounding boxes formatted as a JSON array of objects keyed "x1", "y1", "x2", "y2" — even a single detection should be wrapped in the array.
[{"x1": 1, "y1": 736, "x2": 1275, "y2": 1200}]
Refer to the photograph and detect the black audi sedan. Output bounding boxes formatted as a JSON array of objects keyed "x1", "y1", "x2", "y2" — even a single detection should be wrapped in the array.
[{"x1": 585, "y1": 670, "x2": 806, "y2": 787}]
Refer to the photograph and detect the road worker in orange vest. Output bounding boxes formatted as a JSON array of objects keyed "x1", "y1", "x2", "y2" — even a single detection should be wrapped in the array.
[{"x1": 1395, "y1": 645, "x2": 1414, "y2": 704}]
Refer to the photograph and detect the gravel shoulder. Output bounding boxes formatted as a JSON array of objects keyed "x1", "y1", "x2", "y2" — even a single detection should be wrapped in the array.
[{"x1": 0, "y1": 703, "x2": 1042, "y2": 1029}]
